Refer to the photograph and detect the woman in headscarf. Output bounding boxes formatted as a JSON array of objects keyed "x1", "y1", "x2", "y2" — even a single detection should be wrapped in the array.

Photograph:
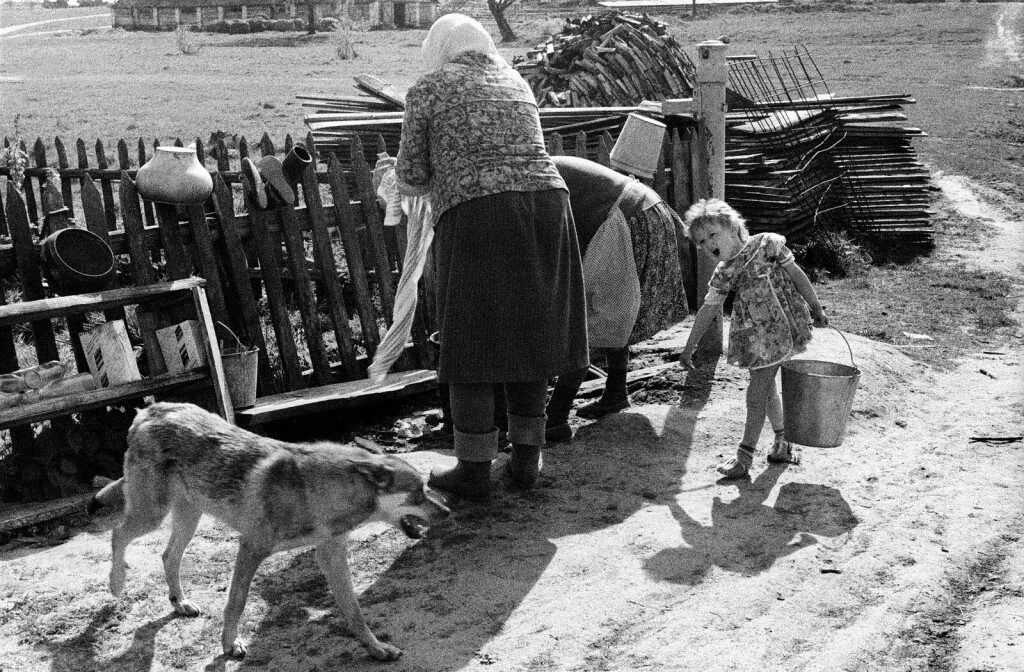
[{"x1": 395, "y1": 14, "x2": 588, "y2": 503}]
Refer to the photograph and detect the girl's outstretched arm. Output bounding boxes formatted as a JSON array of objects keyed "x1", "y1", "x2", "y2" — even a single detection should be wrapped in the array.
[
  {"x1": 783, "y1": 261, "x2": 829, "y2": 328},
  {"x1": 678, "y1": 300, "x2": 723, "y2": 370}
]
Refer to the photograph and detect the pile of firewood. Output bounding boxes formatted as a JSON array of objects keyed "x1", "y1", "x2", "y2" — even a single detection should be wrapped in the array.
[{"x1": 513, "y1": 12, "x2": 697, "y2": 107}]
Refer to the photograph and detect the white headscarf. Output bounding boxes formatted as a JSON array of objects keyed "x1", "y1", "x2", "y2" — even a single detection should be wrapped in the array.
[{"x1": 421, "y1": 13, "x2": 508, "y2": 72}]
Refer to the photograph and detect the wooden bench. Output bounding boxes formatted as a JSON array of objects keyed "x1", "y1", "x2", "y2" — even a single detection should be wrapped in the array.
[{"x1": 233, "y1": 368, "x2": 437, "y2": 429}]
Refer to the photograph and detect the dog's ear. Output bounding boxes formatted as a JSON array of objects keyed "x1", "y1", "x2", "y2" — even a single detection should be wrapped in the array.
[{"x1": 354, "y1": 459, "x2": 395, "y2": 490}]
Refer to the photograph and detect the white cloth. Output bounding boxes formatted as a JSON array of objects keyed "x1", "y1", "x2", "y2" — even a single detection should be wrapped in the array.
[
  {"x1": 421, "y1": 13, "x2": 508, "y2": 72},
  {"x1": 367, "y1": 175, "x2": 435, "y2": 383},
  {"x1": 581, "y1": 189, "x2": 641, "y2": 349}
]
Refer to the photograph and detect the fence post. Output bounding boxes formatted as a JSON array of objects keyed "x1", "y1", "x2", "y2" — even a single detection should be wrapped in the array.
[{"x1": 693, "y1": 39, "x2": 727, "y2": 359}]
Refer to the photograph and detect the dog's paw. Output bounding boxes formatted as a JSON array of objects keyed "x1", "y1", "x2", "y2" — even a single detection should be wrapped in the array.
[
  {"x1": 224, "y1": 638, "x2": 247, "y2": 658},
  {"x1": 170, "y1": 597, "x2": 201, "y2": 617},
  {"x1": 367, "y1": 642, "x2": 402, "y2": 661}
]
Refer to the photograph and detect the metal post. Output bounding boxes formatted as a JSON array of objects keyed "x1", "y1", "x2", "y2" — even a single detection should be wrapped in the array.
[{"x1": 694, "y1": 39, "x2": 728, "y2": 358}]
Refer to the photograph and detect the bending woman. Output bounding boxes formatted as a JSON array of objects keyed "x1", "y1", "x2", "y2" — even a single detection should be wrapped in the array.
[{"x1": 396, "y1": 14, "x2": 588, "y2": 502}]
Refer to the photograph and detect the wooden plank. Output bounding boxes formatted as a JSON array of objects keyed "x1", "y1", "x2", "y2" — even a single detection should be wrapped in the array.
[
  {"x1": 153, "y1": 202, "x2": 191, "y2": 279},
  {"x1": 0, "y1": 370, "x2": 209, "y2": 430},
  {"x1": 18, "y1": 140, "x2": 39, "y2": 225},
  {"x1": 0, "y1": 493, "x2": 94, "y2": 535},
  {"x1": 234, "y1": 368, "x2": 436, "y2": 427},
  {"x1": 277, "y1": 201, "x2": 333, "y2": 387},
  {"x1": 53, "y1": 136, "x2": 75, "y2": 219},
  {"x1": 183, "y1": 203, "x2": 229, "y2": 327},
  {"x1": 0, "y1": 278, "x2": 206, "y2": 325},
  {"x1": 298, "y1": 162, "x2": 361, "y2": 380},
  {"x1": 245, "y1": 181, "x2": 305, "y2": 391},
  {"x1": 5, "y1": 184, "x2": 59, "y2": 363},
  {"x1": 80, "y1": 175, "x2": 127, "y2": 325},
  {"x1": 117, "y1": 173, "x2": 157, "y2": 285},
  {"x1": 210, "y1": 173, "x2": 276, "y2": 394},
  {"x1": 188, "y1": 284, "x2": 233, "y2": 424},
  {"x1": 94, "y1": 139, "x2": 118, "y2": 232},
  {"x1": 326, "y1": 153, "x2": 380, "y2": 357},
  {"x1": 350, "y1": 141, "x2": 395, "y2": 324}
]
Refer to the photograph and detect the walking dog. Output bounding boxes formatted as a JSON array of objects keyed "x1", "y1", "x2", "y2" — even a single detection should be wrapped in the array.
[{"x1": 90, "y1": 401, "x2": 450, "y2": 660}]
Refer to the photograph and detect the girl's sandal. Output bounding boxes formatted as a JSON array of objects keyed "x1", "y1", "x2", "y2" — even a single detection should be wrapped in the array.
[
  {"x1": 767, "y1": 436, "x2": 800, "y2": 465},
  {"x1": 717, "y1": 445, "x2": 755, "y2": 479}
]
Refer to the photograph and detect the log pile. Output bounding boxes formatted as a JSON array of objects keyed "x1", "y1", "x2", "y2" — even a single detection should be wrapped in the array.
[{"x1": 513, "y1": 11, "x2": 696, "y2": 107}]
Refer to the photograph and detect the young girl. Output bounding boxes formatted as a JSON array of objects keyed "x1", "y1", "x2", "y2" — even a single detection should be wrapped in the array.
[{"x1": 678, "y1": 199, "x2": 829, "y2": 479}]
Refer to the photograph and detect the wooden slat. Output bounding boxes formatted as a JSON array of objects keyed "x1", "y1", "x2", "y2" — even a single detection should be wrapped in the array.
[
  {"x1": 0, "y1": 278, "x2": 205, "y2": 325},
  {"x1": 244, "y1": 179, "x2": 305, "y2": 391},
  {"x1": 53, "y1": 137, "x2": 75, "y2": 219},
  {"x1": 210, "y1": 173, "x2": 276, "y2": 394},
  {"x1": 5, "y1": 184, "x2": 59, "y2": 363},
  {"x1": 19, "y1": 140, "x2": 39, "y2": 224},
  {"x1": 298, "y1": 162, "x2": 361, "y2": 380},
  {"x1": 94, "y1": 139, "x2": 118, "y2": 232},
  {"x1": 350, "y1": 141, "x2": 395, "y2": 323},
  {"x1": 326, "y1": 153, "x2": 380, "y2": 356},
  {"x1": 80, "y1": 175, "x2": 127, "y2": 325},
  {"x1": 153, "y1": 202, "x2": 191, "y2": 279},
  {"x1": 234, "y1": 368, "x2": 436, "y2": 427},
  {"x1": 0, "y1": 370, "x2": 209, "y2": 430},
  {"x1": 277, "y1": 201, "x2": 333, "y2": 387},
  {"x1": 183, "y1": 203, "x2": 229, "y2": 326},
  {"x1": 118, "y1": 173, "x2": 157, "y2": 285},
  {"x1": 0, "y1": 493, "x2": 93, "y2": 535}
]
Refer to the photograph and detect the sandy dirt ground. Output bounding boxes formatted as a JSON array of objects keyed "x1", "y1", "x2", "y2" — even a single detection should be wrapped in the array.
[{"x1": 0, "y1": 173, "x2": 1019, "y2": 672}]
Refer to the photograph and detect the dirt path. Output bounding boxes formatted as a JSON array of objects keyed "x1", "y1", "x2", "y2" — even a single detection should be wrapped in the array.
[{"x1": 0, "y1": 177, "x2": 1019, "y2": 671}]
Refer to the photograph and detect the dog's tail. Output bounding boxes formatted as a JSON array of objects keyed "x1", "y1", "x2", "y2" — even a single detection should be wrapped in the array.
[{"x1": 88, "y1": 476, "x2": 125, "y2": 515}]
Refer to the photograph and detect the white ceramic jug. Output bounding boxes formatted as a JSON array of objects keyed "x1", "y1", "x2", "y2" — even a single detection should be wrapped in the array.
[{"x1": 136, "y1": 146, "x2": 214, "y2": 204}]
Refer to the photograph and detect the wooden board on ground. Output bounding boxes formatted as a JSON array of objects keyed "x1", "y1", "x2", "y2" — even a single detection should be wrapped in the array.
[
  {"x1": 0, "y1": 493, "x2": 93, "y2": 534},
  {"x1": 577, "y1": 362, "x2": 677, "y2": 396},
  {"x1": 234, "y1": 369, "x2": 438, "y2": 428}
]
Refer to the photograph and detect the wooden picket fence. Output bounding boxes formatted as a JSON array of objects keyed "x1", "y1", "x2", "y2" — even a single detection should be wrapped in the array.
[{"x1": 1, "y1": 120, "x2": 704, "y2": 383}]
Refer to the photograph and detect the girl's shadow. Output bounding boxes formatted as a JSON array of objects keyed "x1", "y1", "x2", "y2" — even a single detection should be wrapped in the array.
[{"x1": 644, "y1": 464, "x2": 859, "y2": 584}]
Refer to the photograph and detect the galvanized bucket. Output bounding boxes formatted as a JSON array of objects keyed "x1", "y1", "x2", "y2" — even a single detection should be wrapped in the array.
[
  {"x1": 781, "y1": 327, "x2": 860, "y2": 448},
  {"x1": 217, "y1": 322, "x2": 259, "y2": 410}
]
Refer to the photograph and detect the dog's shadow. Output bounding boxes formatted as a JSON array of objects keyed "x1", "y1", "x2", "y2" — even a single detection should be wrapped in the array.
[
  {"x1": 235, "y1": 408, "x2": 695, "y2": 670},
  {"x1": 44, "y1": 604, "x2": 178, "y2": 672}
]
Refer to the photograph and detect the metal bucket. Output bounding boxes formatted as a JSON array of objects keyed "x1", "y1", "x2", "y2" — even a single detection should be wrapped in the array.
[
  {"x1": 609, "y1": 113, "x2": 667, "y2": 180},
  {"x1": 781, "y1": 327, "x2": 860, "y2": 448},
  {"x1": 217, "y1": 322, "x2": 258, "y2": 409}
]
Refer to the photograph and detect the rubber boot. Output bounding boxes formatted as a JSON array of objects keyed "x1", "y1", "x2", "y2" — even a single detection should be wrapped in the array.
[
  {"x1": 428, "y1": 427, "x2": 498, "y2": 503},
  {"x1": 428, "y1": 459, "x2": 492, "y2": 503},
  {"x1": 509, "y1": 444, "x2": 542, "y2": 489},
  {"x1": 545, "y1": 368, "x2": 586, "y2": 443}
]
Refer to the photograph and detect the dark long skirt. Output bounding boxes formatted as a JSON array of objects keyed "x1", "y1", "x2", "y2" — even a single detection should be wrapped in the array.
[{"x1": 433, "y1": 189, "x2": 589, "y2": 384}]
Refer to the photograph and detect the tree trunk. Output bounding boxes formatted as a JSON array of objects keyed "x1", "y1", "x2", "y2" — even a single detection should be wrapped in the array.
[{"x1": 486, "y1": 0, "x2": 517, "y2": 42}]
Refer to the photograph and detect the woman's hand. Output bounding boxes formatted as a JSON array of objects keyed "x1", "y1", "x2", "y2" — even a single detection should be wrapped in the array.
[{"x1": 811, "y1": 306, "x2": 829, "y2": 328}]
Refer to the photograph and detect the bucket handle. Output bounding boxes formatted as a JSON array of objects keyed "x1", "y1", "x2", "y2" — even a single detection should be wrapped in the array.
[
  {"x1": 829, "y1": 325, "x2": 857, "y2": 370},
  {"x1": 216, "y1": 321, "x2": 248, "y2": 352}
]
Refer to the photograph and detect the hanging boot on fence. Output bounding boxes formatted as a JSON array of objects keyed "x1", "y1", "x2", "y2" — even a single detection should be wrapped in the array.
[{"x1": 428, "y1": 427, "x2": 498, "y2": 503}]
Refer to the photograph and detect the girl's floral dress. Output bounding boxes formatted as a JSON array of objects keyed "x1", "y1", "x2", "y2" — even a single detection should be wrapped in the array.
[{"x1": 707, "y1": 232, "x2": 813, "y2": 369}]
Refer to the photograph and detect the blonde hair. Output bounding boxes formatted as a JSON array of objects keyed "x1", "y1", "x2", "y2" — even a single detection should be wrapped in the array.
[{"x1": 683, "y1": 198, "x2": 749, "y2": 243}]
